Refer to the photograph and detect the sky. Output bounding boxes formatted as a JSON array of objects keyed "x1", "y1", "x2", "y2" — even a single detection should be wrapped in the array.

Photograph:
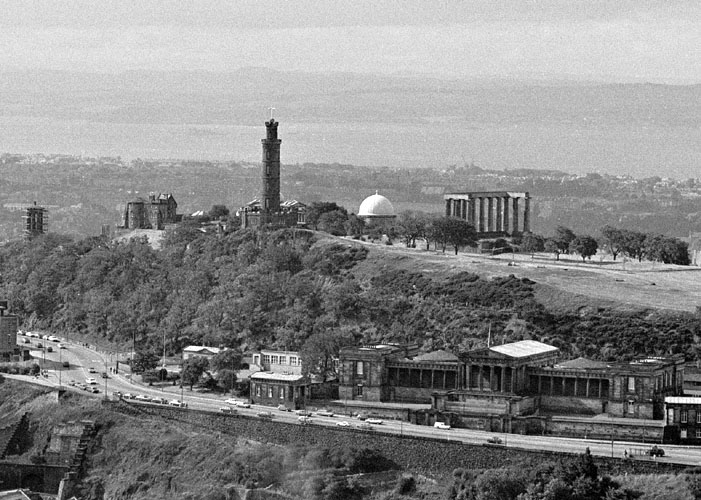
[{"x1": 1, "y1": 0, "x2": 699, "y2": 83}]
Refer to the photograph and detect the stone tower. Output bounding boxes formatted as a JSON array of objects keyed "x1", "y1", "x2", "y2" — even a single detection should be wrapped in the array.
[{"x1": 261, "y1": 119, "x2": 281, "y2": 223}]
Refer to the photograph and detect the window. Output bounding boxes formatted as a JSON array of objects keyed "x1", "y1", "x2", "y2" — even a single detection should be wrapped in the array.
[
  {"x1": 356, "y1": 385, "x2": 363, "y2": 396},
  {"x1": 262, "y1": 354, "x2": 270, "y2": 365},
  {"x1": 253, "y1": 354, "x2": 260, "y2": 365},
  {"x1": 696, "y1": 429, "x2": 701, "y2": 439},
  {"x1": 290, "y1": 356, "x2": 297, "y2": 366},
  {"x1": 627, "y1": 377, "x2": 635, "y2": 392},
  {"x1": 627, "y1": 402, "x2": 634, "y2": 414},
  {"x1": 279, "y1": 356, "x2": 286, "y2": 365},
  {"x1": 682, "y1": 410, "x2": 688, "y2": 423},
  {"x1": 271, "y1": 355, "x2": 279, "y2": 364},
  {"x1": 267, "y1": 386, "x2": 273, "y2": 398},
  {"x1": 356, "y1": 361, "x2": 364, "y2": 376},
  {"x1": 255, "y1": 385, "x2": 261, "y2": 397},
  {"x1": 279, "y1": 387, "x2": 285, "y2": 399},
  {"x1": 697, "y1": 411, "x2": 701, "y2": 424}
]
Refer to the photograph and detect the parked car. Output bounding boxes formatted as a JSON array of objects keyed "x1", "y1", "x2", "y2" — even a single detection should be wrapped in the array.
[
  {"x1": 36, "y1": 342, "x2": 43, "y2": 349},
  {"x1": 23, "y1": 338, "x2": 30, "y2": 344},
  {"x1": 316, "y1": 410, "x2": 334, "y2": 417},
  {"x1": 151, "y1": 397, "x2": 168, "y2": 404},
  {"x1": 648, "y1": 446, "x2": 665, "y2": 457},
  {"x1": 277, "y1": 404, "x2": 291, "y2": 412},
  {"x1": 46, "y1": 346, "x2": 53, "y2": 353},
  {"x1": 58, "y1": 343, "x2": 66, "y2": 349},
  {"x1": 75, "y1": 383, "x2": 86, "y2": 390},
  {"x1": 134, "y1": 394, "x2": 151, "y2": 402},
  {"x1": 113, "y1": 391, "x2": 123, "y2": 398},
  {"x1": 434, "y1": 422, "x2": 451, "y2": 430},
  {"x1": 62, "y1": 361, "x2": 70, "y2": 368},
  {"x1": 336, "y1": 421, "x2": 350, "y2": 427},
  {"x1": 88, "y1": 367, "x2": 96, "y2": 373},
  {"x1": 295, "y1": 409, "x2": 313, "y2": 417},
  {"x1": 298, "y1": 416, "x2": 312, "y2": 425},
  {"x1": 486, "y1": 436, "x2": 503, "y2": 445},
  {"x1": 365, "y1": 418, "x2": 383, "y2": 425},
  {"x1": 235, "y1": 401, "x2": 251, "y2": 408},
  {"x1": 101, "y1": 372, "x2": 109, "y2": 379},
  {"x1": 257, "y1": 411, "x2": 274, "y2": 420},
  {"x1": 48, "y1": 335, "x2": 60, "y2": 342},
  {"x1": 225, "y1": 398, "x2": 240, "y2": 406},
  {"x1": 85, "y1": 377, "x2": 97, "y2": 385},
  {"x1": 123, "y1": 393, "x2": 135, "y2": 399},
  {"x1": 90, "y1": 387, "x2": 100, "y2": 394},
  {"x1": 220, "y1": 406, "x2": 237, "y2": 414},
  {"x1": 169, "y1": 399, "x2": 187, "y2": 407},
  {"x1": 355, "y1": 422, "x2": 373, "y2": 431}
]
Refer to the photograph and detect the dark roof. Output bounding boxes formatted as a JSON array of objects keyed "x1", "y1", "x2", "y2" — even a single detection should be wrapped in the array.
[
  {"x1": 412, "y1": 350, "x2": 459, "y2": 363},
  {"x1": 554, "y1": 357, "x2": 610, "y2": 370}
]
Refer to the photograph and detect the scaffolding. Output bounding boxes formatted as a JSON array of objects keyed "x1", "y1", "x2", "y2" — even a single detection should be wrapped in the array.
[{"x1": 23, "y1": 202, "x2": 48, "y2": 239}]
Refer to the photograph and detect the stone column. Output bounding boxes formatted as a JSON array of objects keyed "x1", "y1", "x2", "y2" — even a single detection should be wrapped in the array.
[
  {"x1": 477, "y1": 198, "x2": 485, "y2": 233},
  {"x1": 550, "y1": 375, "x2": 554, "y2": 395},
  {"x1": 468, "y1": 198, "x2": 476, "y2": 226},
  {"x1": 537, "y1": 374, "x2": 542, "y2": 394},
  {"x1": 445, "y1": 199, "x2": 451, "y2": 217},
  {"x1": 586, "y1": 378, "x2": 591, "y2": 398},
  {"x1": 489, "y1": 365, "x2": 495, "y2": 391},
  {"x1": 502, "y1": 196, "x2": 510, "y2": 234},
  {"x1": 487, "y1": 197, "x2": 494, "y2": 232},
  {"x1": 598, "y1": 379, "x2": 602, "y2": 398},
  {"x1": 512, "y1": 197, "x2": 520, "y2": 235},
  {"x1": 500, "y1": 366, "x2": 506, "y2": 392},
  {"x1": 466, "y1": 364, "x2": 471, "y2": 389},
  {"x1": 574, "y1": 377, "x2": 578, "y2": 396},
  {"x1": 523, "y1": 194, "x2": 531, "y2": 233},
  {"x1": 496, "y1": 196, "x2": 504, "y2": 232},
  {"x1": 478, "y1": 365, "x2": 483, "y2": 391}
]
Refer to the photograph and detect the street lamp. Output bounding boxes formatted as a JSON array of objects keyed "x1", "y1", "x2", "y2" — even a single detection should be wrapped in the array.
[{"x1": 58, "y1": 347, "x2": 62, "y2": 389}]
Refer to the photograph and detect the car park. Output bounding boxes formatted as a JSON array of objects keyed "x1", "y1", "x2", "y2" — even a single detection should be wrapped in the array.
[
  {"x1": 434, "y1": 422, "x2": 451, "y2": 430},
  {"x1": 365, "y1": 418, "x2": 383, "y2": 425},
  {"x1": 336, "y1": 421, "x2": 350, "y2": 427},
  {"x1": 316, "y1": 410, "x2": 334, "y2": 417},
  {"x1": 85, "y1": 377, "x2": 97, "y2": 385}
]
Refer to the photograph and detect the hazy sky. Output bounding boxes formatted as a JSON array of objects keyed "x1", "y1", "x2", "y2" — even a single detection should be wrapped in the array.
[{"x1": 1, "y1": 0, "x2": 699, "y2": 82}]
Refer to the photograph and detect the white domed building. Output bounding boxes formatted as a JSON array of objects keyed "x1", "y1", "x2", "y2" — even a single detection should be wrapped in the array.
[{"x1": 358, "y1": 191, "x2": 396, "y2": 223}]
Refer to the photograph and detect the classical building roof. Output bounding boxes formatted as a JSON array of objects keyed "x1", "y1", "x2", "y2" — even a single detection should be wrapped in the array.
[
  {"x1": 665, "y1": 397, "x2": 701, "y2": 405},
  {"x1": 183, "y1": 346, "x2": 222, "y2": 356},
  {"x1": 358, "y1": 191, "x2": 395, "y2": 218},
  {"x1": 554, "y1": 357, "x2": 610, "y2": 370},
  {"x1": 412, "y1": 350, "x2": 459, "y2": 363},
  {"x1": 489, "y1": 340, "x2": 559, "y2": 359}
]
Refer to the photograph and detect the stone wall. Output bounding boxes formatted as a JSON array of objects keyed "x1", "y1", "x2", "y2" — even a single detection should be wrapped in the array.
[
  {"x1": 540, "y1": 396, "x2": 606, "y2": 415},
  {"x1": 0, "y1": 463, "x2": 68, "y2": 493},
  {"x1": 104, "y1": 400, "x2": 679, "y2": 476}
]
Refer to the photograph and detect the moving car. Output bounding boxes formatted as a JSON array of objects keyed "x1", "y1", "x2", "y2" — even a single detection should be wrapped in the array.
[
  {"x1": 336, "y1": 421, "x2": 350, "y2": 427},
  {"x1": 486, "y1": 436, "x2": 503, "y2": 445},
  {"x1": 235, "y1": 401, "x2": 251, "y2": 408},
  {"x1": 298, "y1": 416, "x2": 312, "y2": 425},
  {"x1": 295, "y1": 410, "x2": 313, "y2": 417},
  {"x1": 46, "y1": 346, "x2": 53, "y2": 352},
  {"x1": 101, "y1": 372, "x2": 109, "y2": 379},
  {"x1": 225, "y1": 398, "x2": 240, "y2": 406},
  {"x1": 88, "y1": 367, "x2": 96, "y2": 373},
  {"x1": 123, "y1": 393, "x2": 135, "y2": 399},
  {"x1": 58, "y1": 343, "x2": 66, "y2": 349},
  {"x1": 257, "y1": 411, "x2": 274, "y2": 420},
  {"x1": 219, "y1": 406, "x2": 237, "y2": 414},
  {"x1": 62, "y1": 361, "x2": 70, "y2": 368},
  {"x1": 151, "y1": 397, "x2": 168, "y2": 404},
  {"x1": 134, "y1": 394, "x2": 151, "y2": 401},
  {"x1": 48, "y1": 335, "x2": 60, "y2": 342},
  {"x1": 277, "y1": 404, "x2": 291, "y2": 412},
  {"x1": 85, "y1": 377, "x2": 97, "y2": 385},
  {"x1": 90, "y1": 387, "x2": 100, "y2": 394},
  {"x1": 169, "y1": 399, "x2": 187, "y2": 407},
  {"x1": 434, "y1": 422, "x2": 451, "y2": 430},
  {"x1": 355, "y1": 422, "x2": 373, "y2": 431},
  {"x1": 648, "y1": 446, "x2": 665, "y2": 457},
  {"x1": 365, "y1": 418, "x2": 383, "y2": 425},
  {"x1": 316, "y1": 410, "x2": 334, "y2": 417}
]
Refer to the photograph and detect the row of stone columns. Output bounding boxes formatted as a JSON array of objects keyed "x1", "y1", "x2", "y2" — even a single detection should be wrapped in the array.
[
  {"x1": 533, "y1": 375, "x2": 609, "y2": 398},
  {"x1": 445, "y1": 194, "x2": 530, "y2": 235},
  {"x1": 465, "y1": 364, "x2": 517, "y2": 393},
  {"x1": 391, "y1": 367, "x2": 457, "y2": 390}
]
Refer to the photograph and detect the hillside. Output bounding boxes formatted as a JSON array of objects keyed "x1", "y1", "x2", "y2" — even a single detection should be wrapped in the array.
[{"x1": 352, "y1": 239, "x2": 701, "y2": 313}]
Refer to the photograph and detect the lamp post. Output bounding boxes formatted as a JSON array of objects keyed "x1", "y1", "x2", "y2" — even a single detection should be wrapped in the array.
[
  {"x1": 162, "y1": 330, "x2": 167, "y2": 368},
  {"x1": 58, "y1": 346, "x2": 62, "y2": 389}
]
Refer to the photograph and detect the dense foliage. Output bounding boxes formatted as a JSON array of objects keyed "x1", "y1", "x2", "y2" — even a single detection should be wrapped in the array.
[{"x1": 1, "y1": 227, "x2": 700, "y2": 367}]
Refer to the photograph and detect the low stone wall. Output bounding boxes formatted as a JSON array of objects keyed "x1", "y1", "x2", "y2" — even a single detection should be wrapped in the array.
[
  {"x1": 104, "y1": 400, "x2": 681, "y2": 476},
  {"x1": 0, "y1": 463, "x2": 68, "y2": 494}
]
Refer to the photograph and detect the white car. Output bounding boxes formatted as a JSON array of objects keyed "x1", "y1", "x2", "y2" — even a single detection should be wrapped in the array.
[
  {"x1": 135, "y1": 394, "x2": 151, "y2": 402},
  {"x1": 434, "y1": 422, "x2": 451, "y2": 430},
  {"x1": 316, "y1": 410, "x2": 334, "y2": 417},
  {"x1": 169, "y1": 399, "x2": 186, "y2": 407},
  {"x1": 336, "y1": 421, "x2": 350, "y2": 427},
  {"x1": 365, "y1": 418, "x2": 383, "y2": 425},
  {"x1": 58, "y1": 343, "x2": 66, "y2": 349},
  {"x1": 225, "y1": 398, "x2": 240, "y2": 406},
  {"x1": 85, "y1": 377, "x2": 97, "y2": 385},
  {"x1": 48, "y1": 335, "x2": 60, "y2": 342},
  {"x1": 235, "y1": 401, "x2": 251, "y2": 408}
]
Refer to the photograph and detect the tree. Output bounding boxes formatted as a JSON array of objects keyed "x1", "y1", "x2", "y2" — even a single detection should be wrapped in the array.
[
  {"x1": 132, "y1": 350, "x2": 160, "y2": 374},
  {"x1": 396, "y1": 210, "x2": 427, "y2": 248},
  {"x1": 306, "y1": 202, "x2": 348, "y2": 230},
  {"x1": 619, "y1": 229, "x2": 647, "y2": 262},
  {"x1": 344, "y1": 214, "x2": 365, "y2": 238},
  {"x1": 181, "y1": 356, "x2": 209, "y2": 390},
  {"x1": 430, "y1": 217, "x2": 478, "y2": 255},
  {"x1": 645, "y1": 234, "x2": 690, "y2": 265},
  {"x1": 210, "y1": 349, "x2": 243, "y2": 393},
  {"x1": 544, "y1": 238, "x2": 561, "y2": 261},
  {"x1": 300, "y1": 328, "x2": 356, "y2": 379},
  {"x1": 209, "y1": 204, "x2": 230, "y2": 220},
  {"x1": 317, "y1": 210, "x2": 349, "y2": 236},
  {"x1": 552, "y1": 226, "x2": 576, "y2": 254},
  {"x1": 599, "y1": 226, "x2": 625, "y2": 261},
  {"x1": 521, "y1": 232, "x2": 545, "y2": 256},
  {"x1": 569, "y1": 235, "x2": 599, "y2": 261}
]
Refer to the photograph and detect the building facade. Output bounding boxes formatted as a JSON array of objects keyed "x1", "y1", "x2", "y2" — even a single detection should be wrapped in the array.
[
  {"x1": 182, "y1": 346, "x2": 223, "y2": 362},
  {"x1": 249, "y1": 350, "x2": 310, "y2": 409},
  {"x1": 443, "y1": 191, "x2": 530, "y2": 237},
  {"x1": 24, "y1": 202, "x2": 47, "y2": 239},
  {"x1": 122, "y1": 193, "x2": 179, "y2": 230},
  {"x1": 0, "y1": 301, "x2": 19, "y2": 362},
  {"x1": 664, "y1": 397, "x2": 701, "y2": 443}
]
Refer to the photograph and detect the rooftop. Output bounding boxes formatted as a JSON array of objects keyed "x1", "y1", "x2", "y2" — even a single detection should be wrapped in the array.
[
  {"x1": 251, "y1": 372, "x2": 306, "y2": 382},
  {"x1": 489, "y1": 340, "x2": 559, "y2": 359}
]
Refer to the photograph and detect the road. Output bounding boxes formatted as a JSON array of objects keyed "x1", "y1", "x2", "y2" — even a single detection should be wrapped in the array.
[{"x1": 12, "y1": 333, "x2": 701, "y2": 467}]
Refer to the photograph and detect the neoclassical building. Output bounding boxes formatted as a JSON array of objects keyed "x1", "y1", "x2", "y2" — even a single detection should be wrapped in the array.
[{"x1": 443, "y1": 191, "x2": 531, "y2": 237}]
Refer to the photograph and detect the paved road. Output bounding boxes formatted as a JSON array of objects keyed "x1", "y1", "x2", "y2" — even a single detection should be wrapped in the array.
[{"x1": 11, "y1": 334, "x2": 701, "y2": 467}]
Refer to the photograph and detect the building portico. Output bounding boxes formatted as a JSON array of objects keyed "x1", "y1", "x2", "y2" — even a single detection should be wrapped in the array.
[{"x1": 443, "y1": 191, "x2": 530, "y2": 237}]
